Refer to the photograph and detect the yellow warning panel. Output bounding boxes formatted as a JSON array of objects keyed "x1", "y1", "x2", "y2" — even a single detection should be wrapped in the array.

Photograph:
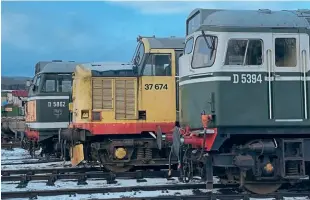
[{"x1": 70, "y1": 144, "x2": 84, "y2": 166}]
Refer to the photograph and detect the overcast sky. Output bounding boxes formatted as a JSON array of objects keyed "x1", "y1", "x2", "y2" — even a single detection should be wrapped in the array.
[{"x1": 2, "y1": 1, "x2": 310, "y2": 76}]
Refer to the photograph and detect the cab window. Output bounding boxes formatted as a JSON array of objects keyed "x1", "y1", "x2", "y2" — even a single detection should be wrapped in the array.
[
  {"x1": 143, "y1": 54, "x2": 172, "y2": 76},
  {"x1": 184, "y1": 37, "x2": 194, "y2": 54},
  {"x1": 275, "y1": 38, "x2": 296, "y2": 67},
  {"x1": 225, "y1": 39, "x2": 263, "y2": 66},
  {"x1": 57, "y1": 75, "x2": 72, "y2": 92},
  {"x1": 134, "y1": 42, "x2": 145, "y2": 66},
  {"x1": 41, "y1": 74, "x2": 72, "y2": 93},
  {"x1": 44, "y1": 80, "x2": 56, "y2": 92},
  {"x1": 35, "y1": 75, "x2": 41, "y2": 87},
  {"x1": 191, "y1": 35, "x2": 218, "y2": 68}
]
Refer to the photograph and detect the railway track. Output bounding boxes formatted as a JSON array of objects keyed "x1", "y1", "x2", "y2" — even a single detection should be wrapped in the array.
[
  {"x1": 1, "y1": 166, "x2": 102, "y2": 176},
  {"x1": 1, "y1": 158, "x2": 64, "y2": 166},
  {"x1": 2, "y1": 164, "x2": 309, "y2": 199},
  {"x1": 0, "y1": 183, "x2": 224, "y2": 199},
  {"x1": 96, "y1": 192, "x2": 310, "y2": 200},
  {"x1": 1, "y1": 142, "x2": 21, "y2": 150},
  {"x1": 1, "y1": 164, "x2": 174, "y2": 175},
  {"x1": 1, "y1": 183, "x2": 309, "y2": 199},
  {"x1": 1, "y1": 168, "x2": 182, "y2": 188}
]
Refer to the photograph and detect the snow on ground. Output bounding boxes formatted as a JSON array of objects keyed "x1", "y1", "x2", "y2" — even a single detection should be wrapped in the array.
[
  {"x1": 2, "y1": 148, "x2": 310, "y2": 200},
  {"x1": 1, "y1": 148, "x2": 30, "y2": 161},
  {"x1": 1, "y1": 148, "x2": 43, "y2": 165},
  {"x1": 1, "y1": 160, "x2": 72, "y2": 170},
  {"x1": 1, "y1": 148, "x2": 72, "y2": 170}
]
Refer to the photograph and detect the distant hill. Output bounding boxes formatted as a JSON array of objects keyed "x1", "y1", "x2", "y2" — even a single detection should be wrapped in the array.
[{"x1": 1, "y1": 76, "x2": 31, "y2": 90}]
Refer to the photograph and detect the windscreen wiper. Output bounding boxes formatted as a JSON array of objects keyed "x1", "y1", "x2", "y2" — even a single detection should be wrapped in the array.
[{"x1": 201, "y1": 30, "x2": 216, "y2": 59}]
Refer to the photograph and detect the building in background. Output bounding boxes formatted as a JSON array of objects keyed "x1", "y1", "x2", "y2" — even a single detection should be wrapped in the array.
[{"x1": 2, "y1": 90, "x2": 28, "y2": 117}]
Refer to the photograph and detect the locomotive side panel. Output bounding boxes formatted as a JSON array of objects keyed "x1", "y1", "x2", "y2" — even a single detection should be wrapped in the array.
[
  {"x1": 216, "y1": 34, "x2": 272, "y2": 127},
  {"x1": 35, "y1": 97, "x2": 70, "y2": 124},
  {"x1": 72, "y1": 52, "x2": 177, "y2": 135},
  {"x1": 179, "y1": 80, "x2": 218, "y2": 129},
  {"x1": 71, "y1": 66, "x2": 92, "y2": 124},
  {"x1": 139, "y1": 48, "x2": 177, "y2": 127},
  {"x1": 216, "y1": 72, "x2": 269, "y2": 127}
]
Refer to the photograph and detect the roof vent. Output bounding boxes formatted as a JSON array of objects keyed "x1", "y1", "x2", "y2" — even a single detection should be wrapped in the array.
[
  {"x1": 258, "y1": 9, "x2": 272, "y2": 14},
  {"x1": 52, "y1": 60, "x2": 62, "y2": 62}
]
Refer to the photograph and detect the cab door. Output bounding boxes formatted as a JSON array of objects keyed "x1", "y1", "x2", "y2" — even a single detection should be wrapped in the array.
[
  {"x1": 140, "y1": 50, "x2": 176, "y2": 123},
  {"x1": 270, "y1": 33, "x2": 304, "y2": 121}
]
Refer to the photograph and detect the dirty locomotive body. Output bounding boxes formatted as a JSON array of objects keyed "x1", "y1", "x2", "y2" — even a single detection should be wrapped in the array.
[
  {"x1": 164, "y1": 9, "x2": 310, "y2": 194},
  {"x1": 60, "y1": 37, "x2": 184, "y2": 172},
  {"x1": 24, "y1": 61, "x2": 81, "y2": 156}
]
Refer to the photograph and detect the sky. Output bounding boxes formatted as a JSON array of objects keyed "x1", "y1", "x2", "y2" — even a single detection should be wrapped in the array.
[{"x1": 2, "y1": 1, "x2": 310, "y2": 77}]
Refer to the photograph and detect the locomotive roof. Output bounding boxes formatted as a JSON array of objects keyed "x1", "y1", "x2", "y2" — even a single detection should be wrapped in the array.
[
  {"x1": 78, "y1": 62, "x2": 135, "y2": 77},
  {"x1": 187, "y1": 9, "x2": 310, "y2": 33},
  {"x1": 39, "y1": 61, "x2": 83, "y2": 74},
  {"x1": 141, "y1": 37, "x2": 184, "y2": 50}
]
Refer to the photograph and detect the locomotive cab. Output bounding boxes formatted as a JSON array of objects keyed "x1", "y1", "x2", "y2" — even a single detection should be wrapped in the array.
[
  {"x1": 24, "y1": 61, "x2": 81, "y2": 156},
  {"x1": 66, "y1": 36, "x2": 184, "y2": 172},
  {"x1": 175, "y1": 9, "x2": 310, "y2": 194}
]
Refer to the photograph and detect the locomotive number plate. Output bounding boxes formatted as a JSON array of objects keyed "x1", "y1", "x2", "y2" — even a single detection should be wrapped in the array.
[
  {"x1": 48, "y1": 101, "x2": 66, "y2": 108},
  {"x1": 232, "y1": 74, "x2": 263, "y2": 84}
]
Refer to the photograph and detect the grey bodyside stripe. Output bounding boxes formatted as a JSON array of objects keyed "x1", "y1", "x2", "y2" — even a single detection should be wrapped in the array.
[
  {"x1": 180, "y1": 76, "x2": 231, "y2": 86},
  {"x1": 26, "y1": 122, "x2": 69, "y2": 129},
  {"x1": 180, "y1": 76, "x2": 310, "y2": 86},
  {"x1": 265, "y1": 77, "x2": 310, "y2": 81},
  {"x1": 27, "y1": 96, "x2": 69, "y2": 101},
  {"x1": 275, "y1": 119, "x2": 303, "y2": 122}
]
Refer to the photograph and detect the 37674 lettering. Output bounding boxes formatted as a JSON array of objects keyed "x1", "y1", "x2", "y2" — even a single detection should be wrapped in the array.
[
  {"x1": 48, "y1": 101, "x2": 66, "y2": 108},
  {"x1": 144, "y1": 84, "x2": 168, "y2": 90}
]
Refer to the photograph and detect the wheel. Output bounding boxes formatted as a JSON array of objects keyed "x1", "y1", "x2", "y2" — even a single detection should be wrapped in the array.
[
  {"x1": 225, "y1": 168, "x2": 282, "y2": 194},
  {"x1": 244, "y1": 182, "x2": 282, "y2": 194},
  {"x1": 99, "y1": 151, "x2": 133, "y2": 173}
]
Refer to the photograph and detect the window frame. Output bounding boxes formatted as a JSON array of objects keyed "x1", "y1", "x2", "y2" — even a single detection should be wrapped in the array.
[
  {"x1": 184, "y1": 37, "x2": 194, "y2": 55},
  {"x1": 191, "y1": 35, "x2": 218, "y2": 69},
  {"x1": 224, "y1": 38, "x2": 264, "y2": 67},
  {"x1": 40, "y1": 73, "x2": 73, "y2": 93},
  {"x1": 44, "y1": 79, "x2": 56, "y2": 93},
  {"x1": 135, "y1": 42, "x2": 145, "y2": 66},
  {"x1": 57, "y1": 74, "x2": 72, "y2": 93},
  {"x1": 186, "y1": 11, "x2": 201, "y2": 35},
  {"x1": 274, "y1": 37, "x2": 297, "y2": 68},
  {"x1": 141, "y1": 53, "x2": 172, "y2": 76},
  {"x1": 33, "y1": 74, "x2": 41, "y2": 92}
]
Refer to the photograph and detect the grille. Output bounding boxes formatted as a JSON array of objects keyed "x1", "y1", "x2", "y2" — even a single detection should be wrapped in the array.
[
  {"x1": 92, "y1": 79, "x2": 113, "y2": 109},
  {"x1": 115, "y1": 79, "x2": 136, "y2": 119}
]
